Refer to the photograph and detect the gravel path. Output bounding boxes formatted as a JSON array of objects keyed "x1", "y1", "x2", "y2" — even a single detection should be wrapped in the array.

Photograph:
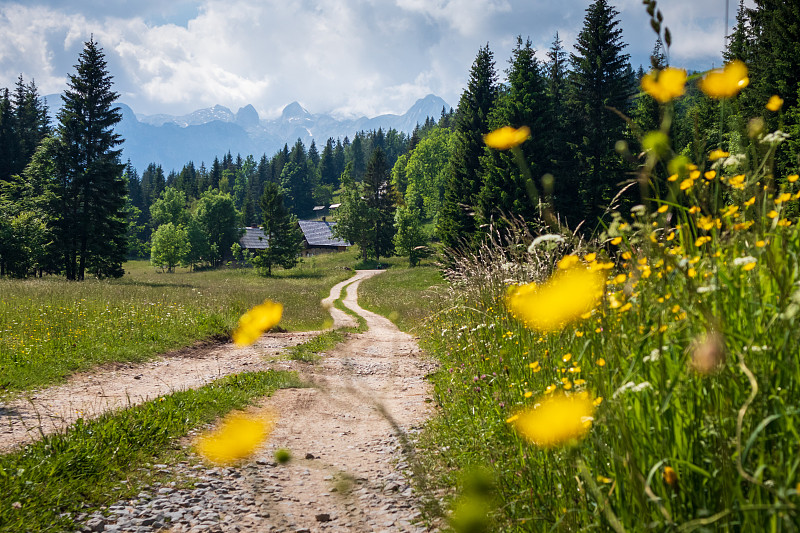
[{"x1": 64, "y1": 270, "x2": 438, "y2": 533}]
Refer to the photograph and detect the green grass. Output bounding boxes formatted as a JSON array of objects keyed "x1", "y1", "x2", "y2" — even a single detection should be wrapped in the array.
[
  {"x1": 417, "y1": 179, "x2": 800, "y2": 529},
  {"x1": 0, "y1": 250, "x2": 359, "y2": 391},
  {"x1": 0, "y1": 369, "x2": 304, "y2": 533},
  {"x1": 357, "y1": 260, "x2": 445, "y2": 334}
]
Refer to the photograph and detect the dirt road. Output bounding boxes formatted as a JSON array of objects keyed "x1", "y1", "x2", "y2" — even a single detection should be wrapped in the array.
[{"x1": 3, "y1": 271, "x2": 438, "y2": 532}]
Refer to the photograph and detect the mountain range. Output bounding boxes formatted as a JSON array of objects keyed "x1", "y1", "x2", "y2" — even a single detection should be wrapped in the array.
[{"x1": 44, "y1": 94, "x2": 451, "y2": 173}]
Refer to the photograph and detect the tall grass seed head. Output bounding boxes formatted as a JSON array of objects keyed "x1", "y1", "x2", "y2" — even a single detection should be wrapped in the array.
[{"x1": 689, "y1": 330, "x2": 726, "y2": 376}]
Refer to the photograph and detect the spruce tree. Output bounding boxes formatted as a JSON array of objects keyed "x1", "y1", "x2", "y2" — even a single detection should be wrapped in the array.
[
  {"x1": 54, "y1": 38, "x2": 126, "y2": 280},
  {"x1": 256, "y1": 182, "x2": 303, "y2": 276},
  {"x1": 477, "y1": 37, "x2": 550, "y2": 230},
  {"x1": 568, "y1": 0, "x2": 634, "y2": 227},
  {"x1": 438, "y1": 44, "x2": 498, "y2": 251},
  {"x1": 362, "y1": 147, "x2": 396, "y2": 262}
]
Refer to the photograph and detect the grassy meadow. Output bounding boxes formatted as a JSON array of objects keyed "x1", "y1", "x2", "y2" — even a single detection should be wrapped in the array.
[
  {"x1": 413, "y1": 159, "x2": 800, "y2": 528},
  {"x1": 0, "y1": 251, "x2": 359, "y2": 391},
  {"x1": 358, "y1": 257, "x2": 445, "y2": 334}
]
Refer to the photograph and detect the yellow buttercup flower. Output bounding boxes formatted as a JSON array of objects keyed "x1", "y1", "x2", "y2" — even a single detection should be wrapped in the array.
[
  {"x1": 232, "y1": 300, "x2": 283, "y2": 346},
  {"x1": 663, "y1": 466, "x2": 678, "y2": 488},
  {"x1": 484, "y1": 126, "x2": 531, "y2": 150},
  {"x1": 766, "y1": 95, "x2": 784, "y2": 111},
  {"x1": 640, "y1": 67, "x2": 687, "y2": 103},
  {"x1": 507, "y1": 267, "x2": 603, "y2": 332},
  {"x1": 511, "y1": 393, "x2": 596, "y2": 448},
  {"x1": 709, "y1": 149, "x2": 730, "y2": 161},
  {"x1": 195, "y1": 412, "x2": 275, "y2": 465},
  {"x1": 788, "y1": 174, "x2": 799, "y2": 183},
  {"x1": 699, "y1": 60, "x2": 749, "y2": 99}
]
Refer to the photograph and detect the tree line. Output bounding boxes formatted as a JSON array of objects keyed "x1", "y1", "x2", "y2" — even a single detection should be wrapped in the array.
[{"x1": 3, "y1": 0, "x2": 796, "y2": 277}]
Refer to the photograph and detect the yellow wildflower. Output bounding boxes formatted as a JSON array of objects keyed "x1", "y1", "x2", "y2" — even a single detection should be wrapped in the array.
[
  {"x1": 484, "y1": 125, "x2": 531, "y2": 150},
  {"x1": 232, "y1": 300, "x2": 283, "y2": 346},
  {"x1": 744, "y1": 196, "x2": 756, "y2": 207},
  {"x1": 766, "y1": 95, "x2": 784, "y2": 111},
  {"x1": 584, "y1": 252, "x2": 597, "y2": 262},
  {"x1": 507, "y1": 268, "x2": 603, "y2": 332},
  {"x1": 529, "y1": 361, "x2": 542, "y2": 372},
  {"x1": 778, "y1": 218, "x2": 792, "y2": 227},
  {"x1": 613, "y1": 273, "x2": 627, "y2": 284},
  {"x1": 698, "y1": 215, "x2": 716, "y2": 231},
  {"x1": 195, "y1": 412, "x2": 275, "y2": 465},
  {"x1": 699, "y1": 60, "x2": 749, "y2": 99},
  {"x1": 524, "y1": 391, "x2": 533, "y2": 398},
  {"x1": 704, "y1": 170, "x2": 717, "y2": 181},
  {"x1": 657, "y1": 204, "x2": 669, "y2": 213},
  {"x1": 557, "y1": 254, "x2": 580, "y2": 269},
  {"x1": 596, "y1": 358, "x2": 606, "y2": 367},
  {"x1": 511, "y1": 393, "x2": 595, "y2": 448},
  {"x1": 775, "y1": 192, "x2": 792, "y2": 204},
  {"x1": 755, "y1": 240, "x2": 766, "y2": 248},
  {"x1": 667, "y1": 173, "x2": 678, "y2": 182},
  {"x1": 744, "y1": 262, "x2": 757, "y2": 271},
  {"x1": 788, "y1": 174, "x2": 799, "y2": 183},
  {"x1": 641, "y1": 67, "x2": 687, "y2": 103},
  {"x1": 680, "y1": 178, "x2": 694, "y2": 191},
  {"x1": 610, "y1": 237, "x2": 622, "y2": 245},
  {"x1": 709, "y1": 149, "x2": 730, "y2": 161},
  {"x1": 767, "y1": 210, "x2": 779, "y2": 219},
  {"x1": 663, "y1": 466, "x2": 678, "y2": 488}
]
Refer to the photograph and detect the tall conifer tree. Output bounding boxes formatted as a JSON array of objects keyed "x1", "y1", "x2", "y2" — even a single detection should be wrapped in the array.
[
  {"x1": 568, "y1": 0, "x2": 634, "y2": 226},
  {"x1": 438, "y1": 44, "x2": 498, "y2": 251},
  {"x1": 477, "y1": 37, "x2": 549, "y2": 230},
  {"x1": 54, "y1": 38, "x2": 126, "y2": 280}
]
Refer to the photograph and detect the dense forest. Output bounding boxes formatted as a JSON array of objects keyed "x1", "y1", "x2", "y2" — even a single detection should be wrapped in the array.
[{"x1": 1, "y1": 0, "x2": 797, "y2": 278}]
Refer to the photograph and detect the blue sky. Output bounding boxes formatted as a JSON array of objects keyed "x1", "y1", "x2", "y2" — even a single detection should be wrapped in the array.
[{"x1": 0, "y1": 0, "x2": 744, "y2": 118}]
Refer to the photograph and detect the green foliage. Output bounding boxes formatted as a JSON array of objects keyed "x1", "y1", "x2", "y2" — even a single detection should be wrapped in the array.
[
  {"x1": 334, "y1": 150, "x2": 397, "y2": 262},
  {"x1": 400, "y1": 127, "x2": 452, "y2": 222},
  {"x1": 567, "y1": 0, "x2": 635, "y2": 226},
  {"x1": 478, "y1": 37, "x2": 550, "y2": 231},
  {"x1": 149, "y1": 186, "x2": 188, "y2": 228},
  {"x1": 192, "y1": 189, "x2": 241, "y2": 267},
  {"x1": 54, "y1": 38, "x2": 127, "y2": 280},
  {"x1": 438, "y1": 45, "x2": 499, "y2": 252},
  {"x1": 0, "y1": 370, "x2": 303, "y2": 533},
  {"x1": 253, "y1": 182, "x2": 303, "y2": 276},
  {"x1": 149, "y1": 222, "x2": 189, "y2": 272},
  {"x1": 393, "y1": 206, "x2": 428, "y2": 266}
]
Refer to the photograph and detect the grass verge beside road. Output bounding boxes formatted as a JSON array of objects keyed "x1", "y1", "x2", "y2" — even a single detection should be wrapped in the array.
[
  {"x1": 0, "y1": 370, "x2": 304, "y2": 533},
  {"x1": 357, "y1": 260, "x2": 444, "y2": 334}
]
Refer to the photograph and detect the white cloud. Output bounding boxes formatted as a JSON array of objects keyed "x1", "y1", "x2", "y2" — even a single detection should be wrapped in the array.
[{"x1": 1, "y1": 0, "x2": 737, "y2": 118}]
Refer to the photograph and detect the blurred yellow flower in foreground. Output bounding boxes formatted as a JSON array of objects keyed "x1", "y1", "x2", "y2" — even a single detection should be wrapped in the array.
[
  {"x1": 641, "y1": 67, "x2": 687, "y2": 103},
  {"x1": 507, "y1": 268, "x2": 603, "y2": 332},
  {"x1": 483, "y1": 126, "x2": 531, "y2": 150},
  {"x1": 766, "y1": 95, "x2": 784, "y2": 111},
  {"x1": 699, "y1": 60, "x2": 749, "y2": 99},
  {"x1": 709, "y1": 149, "x2": 729, "y2": 161},
  {"x1": 195, "y1": 412, "x2": 275, "y2": 465},
  {"x1": 233, "y1": 300, "x2": 283, "y2": 346},
  {"x1": 510, "y1": 393, "x2": 595, "y2": 448}
]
